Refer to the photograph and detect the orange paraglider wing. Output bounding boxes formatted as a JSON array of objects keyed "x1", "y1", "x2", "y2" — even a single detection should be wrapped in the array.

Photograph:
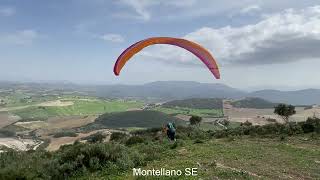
[{"x1": 114, "y1": 37, "x2": 220, "y2": 79}]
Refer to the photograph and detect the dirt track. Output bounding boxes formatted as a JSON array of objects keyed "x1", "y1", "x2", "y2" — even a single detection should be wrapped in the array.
[
  {"x1": 15, "y1": 116, "x2": 97, "y2": 135},
  {"x1": 0, "y1": 112, "x2": 21, "y2": 128},
  {"x1": 0, "y1": 100, "x2": 73, "y2": 112},
  {"x1": 38, "y1": 100, "x2": 74, "y2": 107},
  {"x1": 0, "y1": 138, "x2": 41, "y2": 151},
  {"x1": 46, "y1": 129, "x2": 112, "y2": 151}
]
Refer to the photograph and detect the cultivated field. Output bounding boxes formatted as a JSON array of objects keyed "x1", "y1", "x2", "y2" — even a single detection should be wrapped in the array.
[
  {"x1": 224, "y1": 100, "x2": 320, "y2": 125},
  {"x1": 0, "y1": 112, "x2": 20, "y2": 128}
]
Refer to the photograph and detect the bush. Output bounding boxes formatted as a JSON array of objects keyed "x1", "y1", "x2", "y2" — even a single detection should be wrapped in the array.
[
  {"x1": 266, "y1": 118, "x2": 277, "y2": 123},
  {"x1": 0, "y1": 142, "x2": 145, "y2": 179},
  {"x1": 194, "y1": 139, "x2": 204, "y2": 144},
  {"x1": 0, "y1": 129, "x2": 15, "y2": 137},
  {"x1": 125, "y1": 136, "x2": 145, "y2": 146},
  {"x1": 132, "y1": 127, "x2": 161, "y2": 136},
  {"x1": 110, "y1": 132, "x2": 128, "y2": 142},
  {"x1": 306, "y1": 117, "x2": 320, "y2": 133},
  {"x1": 170, "y1": 142, "x2": 178, "y2": 149},
  {"x1": 189, "y1": 115, "x2": 202, "y2": 126},
  {"x1": 220, "y1": 119, "x2": 230, "y2": 126},
  {"x1": 212, "y1": 120, "x2": 314, "y2": 139},
  {"x1": 52, "y1": 131, "x2": 77, "y2": 138},
  {"x1": 240, "y1": 121, "x2": 252, "y2": 126},
  {"x1": 83, "y1": 132, "x2": 106, "y2": 143},
  {"x1": 282, "y1": 123, "x2": 303, "y2": 135}
]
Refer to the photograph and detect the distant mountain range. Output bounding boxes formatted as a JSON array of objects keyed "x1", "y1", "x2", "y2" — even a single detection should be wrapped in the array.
[
  {"x1": 95, "y1": 81, "x2": 320, "y2": 105},
  {"x1": 1, "y1": 81, "x2": 320, "y2": 105},
  {"x1": 95, "y1": 81, "x2": 245, "y2": 101}
]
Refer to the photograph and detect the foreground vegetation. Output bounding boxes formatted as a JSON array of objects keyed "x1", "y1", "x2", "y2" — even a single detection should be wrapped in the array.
[{"x1": 1, "y1": 117, "x2": 320, "y2": 179}]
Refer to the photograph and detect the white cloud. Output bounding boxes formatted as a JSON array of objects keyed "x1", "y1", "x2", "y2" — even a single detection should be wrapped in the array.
[
  {"x1": 113, "y1": 0, "x2": 320, "y2": 22},
  {"x1": 0, "y1": 30, "x2": 39, "y2": 45},
  {"x1": 100, "y1": 33, "x2": 124, "y2": 43},
  {"x1": 0, "y1": 6, "x2": 15, "y2": 16},
  {"x1": 139, "y1": 6, "x2": 320, "y2": 66},
  {"x1": 115, "y1": 0, "x2": 154, "y2": 21},
  {"x1": 240, "y1": 5, "x2": 261, "y2": 14},
  {"x1": 115, "y1": 0, "x2": 196, "y2": 21}
]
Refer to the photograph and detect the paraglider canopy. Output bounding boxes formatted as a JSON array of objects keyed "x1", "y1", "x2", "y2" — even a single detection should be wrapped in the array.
[{"x1": 114, "y1": 37, "x2": 220, "y2": 79}]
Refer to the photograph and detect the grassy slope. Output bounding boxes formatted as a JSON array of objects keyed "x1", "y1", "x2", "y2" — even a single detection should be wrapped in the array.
[
  {"x1": 231, "y1": 97, "x2": 277, "y2": 109},
  {"x1": 155, "y1": 107, "x2": 223, "y2": 118},
  {"x1": 85, "y1": 136, "x2": 320, "y2": 180},
  {"x1": 0, "y1": 91, "x2": 57, "y2": 107},
  {"x1": 156, "y1": 98, "x2": 223, "y2": 118},
  {"x1": 162, "y1": 98, "x2": 223, "y2": 109},
  {"x1": 85, "y1": 110, "x2": 184, "y2": 129},
  {"x1": 12, "y1": 100, "x2": 143, "y2": 121}
]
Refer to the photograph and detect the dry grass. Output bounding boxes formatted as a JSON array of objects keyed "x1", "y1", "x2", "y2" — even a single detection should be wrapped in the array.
[
  {"x1": 46, "y1": 129, "x2": 111, "y2": 151},
  {"x1": 0, "y1": 112, "x2": 21, "y2": 128},
  {"x1": 224, "y1": 101, "x2": 320, "y2": 125},
  {"x1": 0, "y1": 138, "x2": 41, "y2": 151},
  {"x1": 38, "y1": 100, "x2": 74, "y2": 107}
]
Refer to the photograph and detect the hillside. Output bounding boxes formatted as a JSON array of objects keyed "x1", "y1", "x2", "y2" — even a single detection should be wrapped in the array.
[
  {"x1": 249, "y1": 89, "x2": 320, "y2": 105},
  {"x1": 95, "y1": 81, "x2": 246, "y2": 101},
  {"x1": 84, "y1": 110, "x2": 183, "y2": 129},
  {"x1": 2, "y1": 81, "x2": 320, "y2": 105},
  {"x1": 95, "y1": 82, "x2": 320, "y2": 105},
  {"x1": 162, "y1": 98, "x2": 223, "y2": 109},
  {"x1": 231, "y1": 97, "x2": 277, "y2": 109}
]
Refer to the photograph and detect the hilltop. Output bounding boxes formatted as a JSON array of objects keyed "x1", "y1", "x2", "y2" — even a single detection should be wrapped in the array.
[
  {"x1": 82, "y1": 110, "x2": 183, "y2": 130},
  {"x1": 1, "y1": 81, "x2": 320, "y2": 105},
  {"x1": 230, "y1": 97, "x2": 277, "y2": 109},
  {"x1": 162, "y1": 98, "x2": 223, "y2": 109}
]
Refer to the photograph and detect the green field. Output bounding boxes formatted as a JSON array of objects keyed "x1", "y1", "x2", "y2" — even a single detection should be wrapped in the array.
[
  {"x1": 154, "y1": 107, "x2": 223, "y2": 117},
  {"x1": 12, "y1": 99, "x2": 143, "y2": 121},
  {"x1": 199, "y1": 121, "x2": 241, "y2": 131},
  {"x1": 0, "y1": 91, "x2": 51, "y2": 107},
  {"x1": 162, "y1": 98, "x2": 223, "y2": 109}
]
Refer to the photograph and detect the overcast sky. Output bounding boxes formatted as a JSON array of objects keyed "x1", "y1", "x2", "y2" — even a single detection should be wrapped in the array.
[{"x1": 0, "y1": 0, "x2": 320, "y2": 90}]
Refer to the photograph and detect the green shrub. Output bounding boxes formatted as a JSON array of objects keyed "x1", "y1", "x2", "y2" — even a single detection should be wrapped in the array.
[
  {"x1": 132, "y1": 127, "x2": 161, "y2": 136},
  {"x1": 194, "y1": 139, "x2": 204, "y2": 144},
  {"x1": 170, "y1": 142, "x2": 178, "y2": 149},
  {"x1": 266, "y1": 118, "x2": 277, "y2": 123},
  {"x1": 305, "y1": 117, "x2": 320, "y2": 133},
  {"x1": 135, "y1": 142, "x2": 166, "y2": 162},
  {"x1": 52, "y1": 131, "x2": 77, "y2": 138},
  {"x1": 240, "y1": 121, "x2": 252, "y2": 126},
  {"x1": 125, "y1": 136, "x2": 145, "y2": 146},
  {"x1": 110, "y1": 132, "x2": 128, "y2": 142},
  {"x1": 83, "y1": 132, "x2": 106, "y2": 143},
  {"x1": 0, "y1": 129, "x2": 15, "y2": 137},
  {"x1": 212, "y1": 121, "x2": 311, "y2": 139},
  {"x1": 0, "y1": 143, "x2": 144, "y2": 179}
]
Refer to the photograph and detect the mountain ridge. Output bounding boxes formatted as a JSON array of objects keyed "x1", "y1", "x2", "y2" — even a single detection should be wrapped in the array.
[{"x1": 1, "y1": 81, "x2": 320, "y2": 105}]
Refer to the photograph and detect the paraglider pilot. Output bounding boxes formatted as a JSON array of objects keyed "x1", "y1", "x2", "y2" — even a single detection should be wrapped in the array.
[{"x1": 166, "y1": 122, "x2": 176, "y2": 141}]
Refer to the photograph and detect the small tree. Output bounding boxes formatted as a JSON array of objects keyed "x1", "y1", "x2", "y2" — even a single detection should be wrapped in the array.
[
  {"x1": 189, "y1": 115, "x2": 202, "y2": 126},
  {"x1": 274, "y1": 104, "x2": 296, "y2": 124},
  {"x1": 86, "y1": 132, "x2": 106, "y2": 143}
]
